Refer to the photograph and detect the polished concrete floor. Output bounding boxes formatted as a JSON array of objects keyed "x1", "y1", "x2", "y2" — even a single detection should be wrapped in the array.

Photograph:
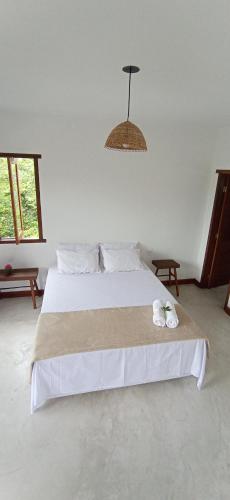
[{"x1": 0, "y1": 285, "x2": 229, "y2": 500}]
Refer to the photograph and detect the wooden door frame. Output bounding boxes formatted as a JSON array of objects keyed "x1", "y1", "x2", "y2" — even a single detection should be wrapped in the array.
[
  {"x1": 200, "y1": 170, "x2": 230, "y2": 288},
  {"x1": 224, "y1": 281, "x2": 230, "y2": 316}
]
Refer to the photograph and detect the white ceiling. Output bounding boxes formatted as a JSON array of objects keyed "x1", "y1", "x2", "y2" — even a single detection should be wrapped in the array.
[{"x1": 1, "y1": 0, "x2": 230, "y2": 125}]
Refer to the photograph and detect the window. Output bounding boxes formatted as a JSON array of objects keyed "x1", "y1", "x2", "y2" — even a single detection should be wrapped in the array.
[{"x1": 0, "y1": 153, "x2": 45, "y2": 244}]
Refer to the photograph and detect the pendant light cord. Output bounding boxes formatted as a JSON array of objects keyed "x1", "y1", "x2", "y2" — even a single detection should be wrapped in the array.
[{"x1": 127, "y1": 69, "x2": 131, "y2": 121}]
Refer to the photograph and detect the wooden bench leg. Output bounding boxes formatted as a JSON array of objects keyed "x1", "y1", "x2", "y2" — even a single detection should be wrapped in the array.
[
  {"x1": 174, "y1": 267, "x2": 179, "y2": 296},
  {"x1": 34, "y1": 279, "x2": 39, "y2": 292},
  {"x1": 30, "y1": 279, "x2": 36, "y2": 309}
]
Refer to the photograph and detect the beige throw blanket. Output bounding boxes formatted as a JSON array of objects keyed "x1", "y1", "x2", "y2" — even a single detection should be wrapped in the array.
[{"x1": 32, "y1": 305, "x2": 209, "y2": 367}]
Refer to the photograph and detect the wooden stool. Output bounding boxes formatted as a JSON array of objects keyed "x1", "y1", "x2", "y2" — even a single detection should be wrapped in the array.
[
  {"x1": 0, "y1": 268, "x2": 39, "y2": 309},
  {"x1": 152, "y1": 259, "x2": 180, "y2": 296}
]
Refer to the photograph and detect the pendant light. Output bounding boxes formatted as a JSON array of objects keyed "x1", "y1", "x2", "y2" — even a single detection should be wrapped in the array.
[{"x1": 104, "y1": 65, "x2": 147, "y2": 152}]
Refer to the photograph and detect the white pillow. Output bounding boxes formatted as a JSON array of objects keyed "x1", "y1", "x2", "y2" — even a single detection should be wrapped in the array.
[
  {"x1": 57, "y1": 248, "x2": 100, "y2": 274},
  {"x1": 100, "y1": 241, "x2": 137, "y2": 250},
  {"x1": 102, "y1": 248, "x2": 143, "y2": 272},
  {"x1": 100, "y1": 242, "x2": 138, "y2": 269},
  {"x1": 58, "y1": 242, "x2": 98, "y2": 252}
]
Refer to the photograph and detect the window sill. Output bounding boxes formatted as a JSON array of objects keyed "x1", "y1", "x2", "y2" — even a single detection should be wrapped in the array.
[{"x1": 0, "y1": 238, "x2": 47, "y2": 244}]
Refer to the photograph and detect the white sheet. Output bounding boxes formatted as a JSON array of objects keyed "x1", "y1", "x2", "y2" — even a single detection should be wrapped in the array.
[
  {"x1": 41, "y1": 265, "x2": 176, "y2": 313},
  {"x1": 32, "y1": 267, "x2": 208, "y2": 412}
]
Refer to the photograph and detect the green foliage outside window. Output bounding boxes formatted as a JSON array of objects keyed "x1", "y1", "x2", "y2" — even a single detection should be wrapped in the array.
[{"x1": 0, "y1": 157, "x2": 39, "y2": 239}]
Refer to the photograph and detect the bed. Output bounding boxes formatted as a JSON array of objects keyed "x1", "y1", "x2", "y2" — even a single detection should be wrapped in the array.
[{"x1": 31, "y1": 265, "x2": 208, "y2": 412}]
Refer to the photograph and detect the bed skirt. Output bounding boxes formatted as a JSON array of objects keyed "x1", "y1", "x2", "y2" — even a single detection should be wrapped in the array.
[{"x1": 31, "y1": 338, "x2": 208, "y2": 413}]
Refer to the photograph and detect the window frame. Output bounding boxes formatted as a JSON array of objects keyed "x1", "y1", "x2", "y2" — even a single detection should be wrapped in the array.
[{"x1": 0, "y1": 152, "x2": 46, "y2": 244}]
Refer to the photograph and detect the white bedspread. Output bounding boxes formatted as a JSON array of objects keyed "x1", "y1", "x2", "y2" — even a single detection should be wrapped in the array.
[
  {"x1": 31, "y1": 267, "x2": 208, "y2": 412},
  {"x1": 41, "y1": 265, "x2": 176, "y2": 313}
]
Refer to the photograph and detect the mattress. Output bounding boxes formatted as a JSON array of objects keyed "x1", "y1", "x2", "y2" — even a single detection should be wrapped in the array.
[{"x1": 31, "y1": 267, "x2": 208, "y2": 412}]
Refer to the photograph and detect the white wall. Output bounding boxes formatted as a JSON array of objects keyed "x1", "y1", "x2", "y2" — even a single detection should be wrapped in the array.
[
  {"x1": 197, "y1": 126, "x2": 230, "y2": 280},
  {"x1": 0, "y1": 110, "x2": 216, "y2": 284}
]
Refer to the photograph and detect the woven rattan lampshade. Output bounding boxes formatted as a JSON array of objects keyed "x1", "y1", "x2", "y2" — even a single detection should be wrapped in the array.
[
  {"x1": 105, "y1": 120, "x2": 147, "y2": 151},
  {"x1": 105, "y1": 65, "x2": 147, "y2": 152}
]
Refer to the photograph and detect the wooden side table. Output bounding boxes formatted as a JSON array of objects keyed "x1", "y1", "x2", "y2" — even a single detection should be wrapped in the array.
[
  {"x1": 152, "y1": 259, "x2": 180, "y2": 296},
  {"x1": 0, "y1": 268, "x2": 39, "y2": 309}
]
